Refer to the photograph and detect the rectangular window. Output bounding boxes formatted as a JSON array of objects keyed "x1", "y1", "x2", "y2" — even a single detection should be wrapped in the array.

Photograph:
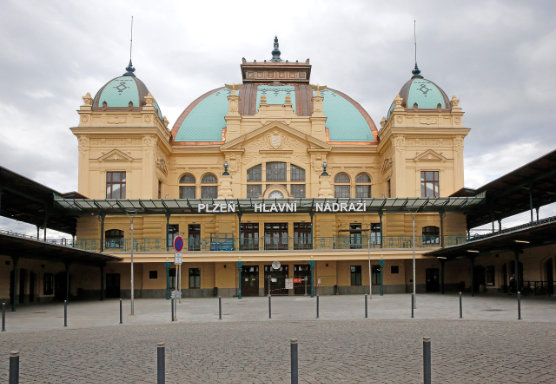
[
  {"x1": 350, "y1": 265, "x2": 362, "y2": 286},
  {"x1": 421, "y1": 171, "x2": 439, "y2": 198},
  {"x1": 43, "y1": 273, "x2": 54, "y2": 295},
  {"x1": 391, "y1": 265, "x2": 399, "y2": 274},
  {"x1": 240, "y1": 223, "x2": 259, "y2": 250},
  {"x1": 334, "y1": 185, "x2": 350, "y2": 198},
  {"x1": 106, "y1": 171, "x2": 126, "y2": 199},
  {"x1": 349, "y1": 223, "x2": 362, "y2": 249},
  {"x1": 201, "y1": 186, "x2": 217, "y2": 199},
  {"x1": 167, "y1": 224, "x2": 179, "y2": 248},
  {"x1": 179, "y1": 186, "x2": 195, "y2": 199},
  {"x1": 371, "y1": 223, "x2": 381, "y2": 246},
  {"x1": 189, "y1": 268, "x2": 200, "y2": 289},
  {"x1": 247, "y1": 184, "x2": 262, "y2": 198},
  {"x1": 290, "y1": 164, "x2": 306, "y2": 181},
  {"x1": 188, "y1": 224, "x2": 201, "y2": 251},
  {"x1": 149, "y1": 270, "x2": 158, "y2": 279},
  {"x1": 372, "y1": 265, "x2": 381, "y2": 285},
  {"x1": 291, "y1": 184, "x2": 305, "y2": 198},
  {"x1": 266, "y1": 162, "x2": 286, "y2": 181},
  {"x1": 264, "y1": 223, "x2": 288, "y2": 250},
  {"x1": 486, "y1": 265, "x2": 495, "y2": 286},
  {"x1": 294, "y1": 222, "x2": 312, "y2": 250},
  {"x1": 356, "y1": 185, "x2": 371, "y2": 198}
]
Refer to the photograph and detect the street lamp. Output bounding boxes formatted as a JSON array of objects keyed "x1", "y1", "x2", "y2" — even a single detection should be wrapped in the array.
[
  {"x1": 367, "y1": 227, "x2": 372, "y2": 299},
  {"x1": 412, "y1": 213, "x2": 416, "y2": 309}
]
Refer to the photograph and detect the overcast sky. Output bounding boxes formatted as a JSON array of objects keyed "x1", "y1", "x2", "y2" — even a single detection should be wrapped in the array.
[{"x1": 1, "y1": 0, "x2": 555, "y2": 234}]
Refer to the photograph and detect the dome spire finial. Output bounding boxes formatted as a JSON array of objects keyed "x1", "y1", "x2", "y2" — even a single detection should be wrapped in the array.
[
  {"x1": 271, "y1": 36, "x2": 282, "y2": 62},
  {"x1": 124, "y1": 16, "x2": 136, "y2": 76},
  {"x1": 411, "y1": 19, "x2": 423, "y2": 79}
]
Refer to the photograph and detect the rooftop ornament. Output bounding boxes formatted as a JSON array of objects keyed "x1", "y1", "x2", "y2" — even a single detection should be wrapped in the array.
[{"x1": 271, "y1": 36, "x2": 282, "y2": 62}]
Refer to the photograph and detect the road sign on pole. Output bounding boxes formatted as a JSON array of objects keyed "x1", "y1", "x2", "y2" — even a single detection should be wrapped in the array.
[
  {"x1": 174, "y1": 252, "x2": 182, "y2": 265},
  {"x1": 174, "y1": 236, "x2": 184, "y2": 252}
]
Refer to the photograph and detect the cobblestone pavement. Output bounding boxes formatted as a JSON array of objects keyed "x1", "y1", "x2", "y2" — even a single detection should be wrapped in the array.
[{"x1": 1, "y1": 318, "x2": 555, "y2": 383}]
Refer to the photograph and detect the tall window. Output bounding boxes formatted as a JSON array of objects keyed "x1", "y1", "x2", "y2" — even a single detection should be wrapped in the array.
[
  {"x1": 355, "y1": 173, "x2": 371, "y2": 198},
  {"x1": 486, "y1": 266, "x2": 495, "y2": 286},
  {"x1": 201, "y1": 173, "x2": 218, "y2": 199},
  {"x1": 334, "y1": 173, "x2": 351, "y2": 198},
  {"x1": 106, "y1": 171, "x2": 126, "y2": 199},
  {"x1": 179, "y1": 174, "x2": 195, "y2": 199},
  {"x1": 43, "y1": 273, "x2": 54, "y2": 295},
  {"x1": 371, "y1": 223, "x2": 381, "y2": 245},
  {"x1": 189, "y1": 268, "x2": 200, "y2": 289},
  {"x1": 422, "y1": 226, "x2": 440, "y2": 245},
  {"x1": 349, "y1": 223, "x2": 362, "y2": 249},
  {"x1": 294, "y1": 222, "x2": 311, "y2": 250},
  {"x1": 240, "y1": 223, "x2": 259, "y2": 250},
  {"x1": 105, "y1": 229, "x2": 124, "y2": 249},
  {"x1": 350, "y1": 265, "x2": 362, "y2": 286},
  {"x1": 246, "y1": 162, "x2": 306, "y2": 198},
  {"x1": 167, "y1": 224, "x2": 179, "y2": 248},
  {"x1": 421, "y1": 171, "x2": 439, "y2": 198},
  {"x1": 188, "y1": 224, "x2": 201, "y2": 251}
]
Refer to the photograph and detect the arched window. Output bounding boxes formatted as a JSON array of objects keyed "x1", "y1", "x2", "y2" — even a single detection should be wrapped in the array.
[
  {"x1": 422, "y1": 226, "x2": 440, "y2": 245},
  {"x1": 355, "y1": 173, "x2": 371, "y2": 198},
  {"x1": 334, "y1": 173, "x2": 351, "y2": 198},
  {"x1": 246, "y1": 163, "x2": 306, "y2": 198},
  {"x1": 201, "y1": 173, "x2": 218, "y2": 199},
  {"x1": 105, "y1": 229, "x2": 124, "y2": 249},
  {"x1": 179, "y1": 173, "x2": 196, "y2": 199}
]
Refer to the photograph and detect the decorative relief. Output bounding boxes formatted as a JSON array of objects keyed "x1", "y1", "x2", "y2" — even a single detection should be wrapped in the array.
[
  {"x1": 107, "y1": 115, "x2": 127, "y2": 124},
  {"x1": 419, "y1": 117, "x2": 438, "y2": 125},
  {"x1": 413, "y1": 149, "x2": 448, "y2": 162},
  {"x1": 381, "y1": 157, "x2": 392, "y2": 172},
  {"x1": 142, "y1": 136, "x2": 155, "y2": 147},
  {"x1": 268, "y1": 131, "x2": 283, "y2": 149},
  {"x1": 98, "y1": 149, "x2": 134, "y2": 162},
  {"x1": 78, "y1": 136, "x2": 89, "y2": 151},
  {"x1": 453, "y1": 137, "x2": 464, "y2": 149},
  {"x1": 156, "y1": 158, "x2": 168, "y2": 175},
  {"x1": 82, "y1": 93, "x2": 93, "y2": 106},
  {"x1": 80, "y1": 115, "x2": 90, "y2": 123}
]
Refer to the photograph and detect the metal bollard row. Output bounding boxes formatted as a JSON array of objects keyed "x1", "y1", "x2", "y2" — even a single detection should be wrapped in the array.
[{"x1": 9, "y1": 350, "x2": 19, "y2": 384}]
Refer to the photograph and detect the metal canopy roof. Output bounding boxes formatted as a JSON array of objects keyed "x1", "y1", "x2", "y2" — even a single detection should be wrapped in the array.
[
  {"x1": 451, "y1": 149, "x2": 556, "y2": 229},
  {"x1": 55, "y1": 196, "x2": 484, "y2": 215},
  {"x1": 425, "y1": 216, "x2": 556, "y2": 259},
  {"x1": 0, "y1": 232, "x2": 121, "y2": 265},
  {"x1": 0, "y1": 166, "x2": 78, "y2": 234}
]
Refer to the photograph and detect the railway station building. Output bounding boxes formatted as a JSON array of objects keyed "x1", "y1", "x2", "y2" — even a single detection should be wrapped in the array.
[{"x1": 1, "y1": 39, "x2": 554, "y2": 306}]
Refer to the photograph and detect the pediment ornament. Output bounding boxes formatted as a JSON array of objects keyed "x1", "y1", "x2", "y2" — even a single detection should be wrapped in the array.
[
  {"x1": 98, "y1": 149, "x2": 134, "y2": 162},
  {"x1": 414, "y1": 149, "x2": 447, "y2": 162}
]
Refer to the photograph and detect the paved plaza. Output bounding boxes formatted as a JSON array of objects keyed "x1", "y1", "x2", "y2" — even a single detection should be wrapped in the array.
[{"x1": 1, "y1": 294, "x2": 555, "y2": 383}]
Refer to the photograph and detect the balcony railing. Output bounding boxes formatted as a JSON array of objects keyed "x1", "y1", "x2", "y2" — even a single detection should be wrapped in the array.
[{"x1": 73, "y1": 235, "x2": 467, "y2": 253}]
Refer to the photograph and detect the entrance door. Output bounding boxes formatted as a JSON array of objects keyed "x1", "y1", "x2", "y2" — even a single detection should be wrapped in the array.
[
  {"x1": 264, "y1": 265, "x2": 289, "y2": 295},
  {"x1": 425, "y1": 268, "x2": 440, "y2": 292},
  {"x1": 545, "y1": 258, "x2": 554, "y2": 295},
  {"x1": 241, "y1": 265, "x2": 259, "y2": 296},
  {"x1": 29, "y1": 272, "x2": 36, "y2": 302},
  {"x1": 105, "y1": 273, "x2": 121, "y2": 298},
  {"x1": 294, "y1": 264, "x2": 310, "y2": 295},
  {"x1": 19, "y1": 269, "x2": 27, "y2": 304},
  {"x1": 473, "y1": 266, "x2": 485, "y2": 293}
]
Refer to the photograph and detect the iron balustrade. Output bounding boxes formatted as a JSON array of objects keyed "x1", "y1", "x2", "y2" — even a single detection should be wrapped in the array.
[{"x1": 72, "y1": 234, "x2": 467, "y2": 252}]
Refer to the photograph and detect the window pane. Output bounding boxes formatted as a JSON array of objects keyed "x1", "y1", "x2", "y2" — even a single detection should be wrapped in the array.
[
  {"x1": 334, "y1": 185, "x2": 350, "y2": 198},
  {"x1": 290, "y1": 165, "x2": 306, "y2": 182},
  {"x1": 247, "y1": 165, "x2": 262, "y2": 182},
  {"x1": 179, "y1": 186, "x2": 195, "y2": 199},
  {"x1": 266, "y1": 162, "x2": 286, "y2": 181},
  {"x1": 356, "y1": 173, "x2": 370, "y2": 183},
  {"x1": 247, "y1": 184, "x2": 262, "y2": 198},
  {"x1": 202, "y1": 173, "x2": 217, "y2": 184},
  {"x1": 334, "y1": 173, "x2": 350, "y2": 183},
  {"x1": 291, "y1": 184, "x2": 305, "y2": 198},
  {"x1": 201, "y1": 186, "x2": 218, "y2": 199},
  {"x1": 179, "y1": 173, "x2": 195, "y2": 183},
  {"x1": 356, "y1": 185, "x2": 370, "y2": 198}
]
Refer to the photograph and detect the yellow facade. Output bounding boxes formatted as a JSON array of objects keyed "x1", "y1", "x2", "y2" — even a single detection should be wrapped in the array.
[{"x1": 68, "y1": 46, "x2": 472, "y2": 298}]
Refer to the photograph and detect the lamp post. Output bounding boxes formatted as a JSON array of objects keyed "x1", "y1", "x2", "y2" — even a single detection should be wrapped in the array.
[
  {"x1": 412, "y1": 213, "x2": 416, "y2": 309},
  {"x1": 367, "y1": 227, "x2": 372, "y2": 299}
]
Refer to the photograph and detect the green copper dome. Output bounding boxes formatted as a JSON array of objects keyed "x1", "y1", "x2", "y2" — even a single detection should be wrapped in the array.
[
  {"x1": 92, "y1": 63, "x2": 163, "y2": 121},
  {"x1": 386, "y1": 66, "x2": 451, "y2": 121},
  {"x1": 171, "y1": 84, "x2": 378, "y2": 144}
]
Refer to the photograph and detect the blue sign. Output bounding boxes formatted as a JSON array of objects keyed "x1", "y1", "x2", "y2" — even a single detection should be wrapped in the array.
[{"x1": 174, "y1": 236, "x2": 184, "y2": 252}]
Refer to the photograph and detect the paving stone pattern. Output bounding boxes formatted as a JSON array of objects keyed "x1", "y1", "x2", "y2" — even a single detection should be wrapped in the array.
[{"x1": 1, "y1": 319, "x2": 555, "y2": 383}]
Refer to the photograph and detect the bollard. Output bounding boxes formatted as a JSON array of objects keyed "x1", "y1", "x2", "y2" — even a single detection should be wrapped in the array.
[
  {"x1": 171, "y1": 299, "x2": 174, "y2": 322},
  {"x1": 120, "y1": 298, "x2": 123, "y2": 324},
  {"x1": 459, "y1": 291, "x2": 463, "y2": 319},
  {"x1": 64, "y1": 300, "x2": 68, "y2": 327},
  {"x1": 517, "y1": 291, "x2": 522, "y2": 320},
  {"x1": 9, "y1": 350, "x2": 19, "y2": 384},
  {"x1": 2, "y1": 302, "x2": 5, "y2": 332},
  {"x1": 423, "y1": 337, "x2": 431, "y2": 384},
  {"x1": 411, "y1": 294, "x2": 414, "y2": 319},
  {"x1": 218, "y1": 296, "x2": 222, "y2": 320},
  {"x1": 268, "y1": 295, "x2": 272, "y2": 319},
  {"x1": 290, "y1": 339, "x2": 298, "y2": 384},
  {"x1": 365, "y1": 294, "x2": 368, "y2": 319},
  {"x1": 316, "y1": 295, "x2": 320, "y2": 319},
  {"x1": 157, "y1": 342, "x2": 165, "y2": 384}
]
